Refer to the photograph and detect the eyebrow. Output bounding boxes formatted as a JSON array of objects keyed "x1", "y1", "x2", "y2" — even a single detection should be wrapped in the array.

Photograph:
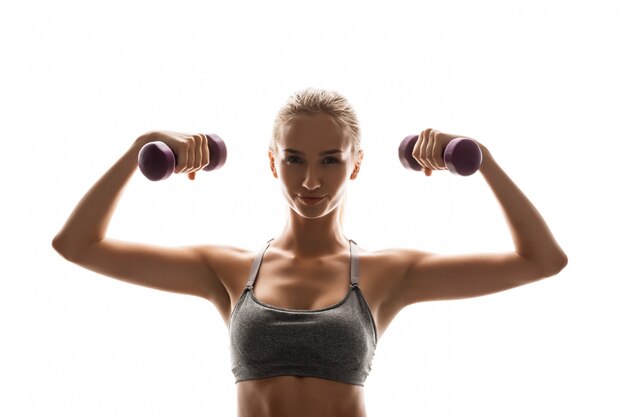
[{"x1": 283, "y1": 148, "x2": 343, "y2": 156}]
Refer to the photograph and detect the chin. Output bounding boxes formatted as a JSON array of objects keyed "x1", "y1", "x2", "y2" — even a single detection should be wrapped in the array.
[{"x1": 291, "y1": 204, "x2": 340, "y2": 221}]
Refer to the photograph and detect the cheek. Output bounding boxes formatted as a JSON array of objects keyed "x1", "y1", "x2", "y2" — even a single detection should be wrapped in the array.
[{"x1": 277, "y1": 171, "x2": 300, "y2": 191}]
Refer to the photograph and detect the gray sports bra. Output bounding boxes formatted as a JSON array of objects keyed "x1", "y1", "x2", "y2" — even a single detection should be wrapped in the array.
[{"x1": 228, "y1": 239, "x2": 378, "y2": 386}]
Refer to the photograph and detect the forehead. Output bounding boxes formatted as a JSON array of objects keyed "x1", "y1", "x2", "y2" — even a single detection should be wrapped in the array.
[{"x1": 278, "y1": 113, "x2": 350, "y2": 151}]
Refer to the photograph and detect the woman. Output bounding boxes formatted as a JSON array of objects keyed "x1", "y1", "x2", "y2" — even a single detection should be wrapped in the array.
[{"x1": 53, "y1": 88, "x2": 567, "y2": 417}]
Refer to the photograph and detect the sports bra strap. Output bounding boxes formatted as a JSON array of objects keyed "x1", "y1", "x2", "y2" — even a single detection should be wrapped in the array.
[
  {"x1": 245, "y1": 238, "x2": 360, "y2": 289},
  {"x1": 349, "y1": 239, "x2": 360, "y2": 287},
  {"x1": 246, "y1": 239, "x2": 273, "y2": 289}
]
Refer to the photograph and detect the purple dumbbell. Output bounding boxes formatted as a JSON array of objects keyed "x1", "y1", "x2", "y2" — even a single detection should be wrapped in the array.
[
  {"x1": 398, "y1": 135, "x2": 482, "y2": 176},
  {"x1": 138, "y1": 134, "x2": 227, "y2": 181}
]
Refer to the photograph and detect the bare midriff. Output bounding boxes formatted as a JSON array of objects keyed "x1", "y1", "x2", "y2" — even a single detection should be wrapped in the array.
[{"x1": 236, "y1": 375, "x2": 368, "y2": 417}]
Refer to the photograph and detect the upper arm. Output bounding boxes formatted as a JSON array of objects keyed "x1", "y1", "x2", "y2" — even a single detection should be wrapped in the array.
[
  {"x1": 55, "y1": 238, "x2": 230, "y2": 303},
  {"x1": 388, "y1": 249, "x2": 565, "y2": 308}
]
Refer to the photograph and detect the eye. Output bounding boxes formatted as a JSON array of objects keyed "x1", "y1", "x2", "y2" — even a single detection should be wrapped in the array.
[
  {"x1": 285, "y1": 155, "x2": 303, "y2": 164},
  {"x1": 322, "y1": 156, "x2": 340, "y2": 165}
]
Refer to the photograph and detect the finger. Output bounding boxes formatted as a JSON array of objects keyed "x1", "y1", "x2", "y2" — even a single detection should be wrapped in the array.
[
  {"x1": 185, "y1": 137, "x2": 196, "y2": 173},
  {"x1": 434, "y1": 145, "x2": 447, "y2": 170},
  {"x1": 174, "y1": 140, "x2": 189, "y2": 174},
  {"x1": 414, "y1": 130, "x2": 426, "y2": 169},
  {"x1": 424, "y1": 132, "x2": 436, "y2": 170},
  {"x1": 193, "y1": 134, "x2": 204, "y2": 171},
  {"x1": 419, "y1": 129, "x2": 433, "y2": 170},
  {"x1": 200, "y1": 134, "x2": 209, "y2": 169},
  {"x1": 432, "y1": 130, "x2": 446, "y2": 170}
]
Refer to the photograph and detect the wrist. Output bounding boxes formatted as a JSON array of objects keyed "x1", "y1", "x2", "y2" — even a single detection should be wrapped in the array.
[
  {"x1": 132, "y1": 132, "x2": 156, "y2": 152},
  {"x1": 478, "y1": 145, "x2": 496, "y2": 173},
  {"x1": 476, "y1": 141, "x2": 490, "y2": 157}
]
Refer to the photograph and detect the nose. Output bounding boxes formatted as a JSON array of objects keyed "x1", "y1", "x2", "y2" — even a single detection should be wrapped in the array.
[{"x1": 302, "y1": 165, "x2": 321, "y2": 190}]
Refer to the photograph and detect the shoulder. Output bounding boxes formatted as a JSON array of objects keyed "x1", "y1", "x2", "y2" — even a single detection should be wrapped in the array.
[
  {"x1": 195, "y1": 243, "x2": 252, "y2": 261},
  {"x1": 189, "y1": 244, "x2": 260, "y2": 323},
  {"x1": 194, "y1": 243, "x2": 259, "y2": 293},
  {"x1": 359, "y1": 245, "x2": 430, "y2": 274},
  {"x1": 194, "y1": 243, "x2": 256, "y2": 277},
  {"x1": 357, "y1": 245, "x2": 431, "y2": 300},
  {"x1": 353, "y1": 246, "x2": 432, "y2": 337}
]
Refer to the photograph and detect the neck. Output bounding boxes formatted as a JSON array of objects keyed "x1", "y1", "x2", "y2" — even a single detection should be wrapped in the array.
[{"x1": 273, "y1": 207, "x2": 348, "y2": 257}]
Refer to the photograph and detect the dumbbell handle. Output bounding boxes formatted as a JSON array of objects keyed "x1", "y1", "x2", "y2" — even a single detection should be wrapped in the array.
[
  {"x1": 138, "y1": 134, "x2": 227, "y2": 181},
  {"x1": 398, "y1": 135, "x2": 482, "y2": 176}
]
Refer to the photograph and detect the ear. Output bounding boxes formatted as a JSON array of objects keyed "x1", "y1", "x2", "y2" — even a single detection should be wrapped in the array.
[
  {"x1": 268, "y1": 151, "x2": 278, "y2": 178},
  {"x1": 350, "y1": 150, "x2": 363, "y2": 180}
]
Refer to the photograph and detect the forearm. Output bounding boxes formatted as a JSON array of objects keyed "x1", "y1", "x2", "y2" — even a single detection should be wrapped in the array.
[
  {"x1": 478, "y1": 146, "x2": 567, "y2": 273},
  {"x1": 52, "y1": 135, "x2": 150, "y2": 259}
]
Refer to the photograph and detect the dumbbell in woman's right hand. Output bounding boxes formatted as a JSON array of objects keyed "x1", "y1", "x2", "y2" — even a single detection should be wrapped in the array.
[{"x1": 137, "y1": 132, "x2": 227, "y2": 181}]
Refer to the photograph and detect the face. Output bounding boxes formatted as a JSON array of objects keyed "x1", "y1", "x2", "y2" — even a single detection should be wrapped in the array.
[{"x1": 269, "y1": 113, "x2": 362, "y2": 220}]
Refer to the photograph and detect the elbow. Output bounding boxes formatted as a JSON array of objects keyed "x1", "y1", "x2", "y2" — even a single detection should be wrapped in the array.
[
  {"x1": 52, "y1": 234, "x2": 68, "y2": 259},
  {"x1": 520, "y1": 250, "x2": 568, "y2": 280},
  {"x1": 540, "y1": 251, "x2": 568, "y2": 278},
  {"x1": 555, "y1": 252, "x2": 568, "y2": 274},
  {"x1": 52, "y1": 234, "x2": 79, "y2": 262}
]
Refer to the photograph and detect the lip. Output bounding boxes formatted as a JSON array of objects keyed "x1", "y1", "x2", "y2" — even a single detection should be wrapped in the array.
[{"x1": 297, "y1": 195, "x2": 326, "y2": 205}]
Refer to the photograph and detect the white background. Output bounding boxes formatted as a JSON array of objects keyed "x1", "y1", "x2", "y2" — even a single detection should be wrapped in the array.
[{"x1": 1, "y1": 0, "x2": 624, "y2": 416}]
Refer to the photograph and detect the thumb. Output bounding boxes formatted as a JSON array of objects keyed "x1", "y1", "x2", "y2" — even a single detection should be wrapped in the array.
[{"x1": 188, "y1": 172, "x2": 196, "y2": 181}]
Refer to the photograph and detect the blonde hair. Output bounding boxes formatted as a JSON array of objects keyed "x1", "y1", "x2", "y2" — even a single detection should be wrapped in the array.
[
  {"x1": 270, "y1": 88, "x2": 362, "y2": 156},
  {"x1": 270, "y1": 88, "x2": 362, "y2": 225}
]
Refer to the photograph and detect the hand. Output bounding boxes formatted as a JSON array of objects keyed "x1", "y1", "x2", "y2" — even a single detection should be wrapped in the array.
[
  {"x1": 138, "y1": 131, "x2": 210, "y2": 180},
  {"x1": 413, "y1": 128, "x2": 473, "y2": 176}
]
